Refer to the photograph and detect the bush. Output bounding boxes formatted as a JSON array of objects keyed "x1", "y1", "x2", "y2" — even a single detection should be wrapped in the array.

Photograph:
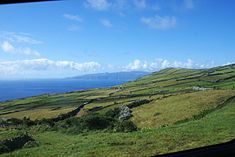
[
  {"x1": 22, "y1": 117, "x2": 34, "y2": 127},
  {"x1": 53, "y1": 117, "x2": 79, "y2": 132},
  {"x1": 53, "y1": 113, "x2": 116, "y2": 133},
  {"x1": 0, "y1": 134, "x2": 34, "y2": 153},
  {"x1": 0, "y1": 118, "x2": 23, "y2": 127},
  {"x1": 127, "y1": 99, "x2": 151, "y2": 108},
  {"x1": 53, "y1": 108, "x2": 138, "y2": 134},
  {"x1": 36, "y1": 118, "x2": 54, "y2": 127},
  {"x1": 114, "y1": 120, "x2": 137, "y2": 132},
  {"x1": 31, "y1": 124, "x2": 51, "y2": 133},
  {"x1": 105, "y1": 107, "x2": 120, "y2": 118},
  {"x1": 0, "y1": 143, "x2": 9, "y2": 154},
  {"x1": 78, "y1": 114, "x2": 115, "y2": 130}
]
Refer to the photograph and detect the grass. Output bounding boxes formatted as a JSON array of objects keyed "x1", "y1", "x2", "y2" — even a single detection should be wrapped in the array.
[
  {"x1": 1, "y1": 107, "x2": 76, "y2": 120},
  {"x1": 131, "y1": 90, "x2": 235, "y2": 128},
  {"x1": 1, "y1": 96, "x2": 234, "y2": 157},
  {"x1": 0, "y1": 129, "x2": 25, "y2": 141}
]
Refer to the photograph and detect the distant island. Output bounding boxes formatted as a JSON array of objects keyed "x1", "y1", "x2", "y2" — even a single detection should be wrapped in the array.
[{"x1": 68, "y1": 71, "x2": 150, "y2": 81}]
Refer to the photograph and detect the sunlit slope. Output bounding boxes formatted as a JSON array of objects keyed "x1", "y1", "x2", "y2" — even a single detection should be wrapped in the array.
[
  {"x1": 131, "y1": 90, "x2": 235, "y2": 128},
  {"x1": 113, "y1": 64, "x2": 235, "y2": 95}
]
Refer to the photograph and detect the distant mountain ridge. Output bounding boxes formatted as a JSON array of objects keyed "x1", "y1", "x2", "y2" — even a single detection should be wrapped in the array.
[{"x1": 68, "y1": 71, "x2": 150, "y2": 81}]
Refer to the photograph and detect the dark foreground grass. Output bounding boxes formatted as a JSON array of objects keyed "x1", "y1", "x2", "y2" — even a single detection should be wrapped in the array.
[{"x1": 1, "y1": 98, "x2": 234, "y2": 157}]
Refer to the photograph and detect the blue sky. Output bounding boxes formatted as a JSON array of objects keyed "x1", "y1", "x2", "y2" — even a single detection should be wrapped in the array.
[{"x1": 0, "y1": 0, "x2": 235, "y2": 79}]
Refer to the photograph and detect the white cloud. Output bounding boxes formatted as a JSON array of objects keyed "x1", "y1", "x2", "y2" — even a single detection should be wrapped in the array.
[
  {"x1": 1, "y1": 41, "x2": 15, "y2": 52},
  {"x1": 125, "y1": 58, "x2": 213, "y2": 71},
  {"x1": 184, "y1": 0, "x2": 194, "y2": 10},
  {"x1": 85, "y1": 0, "x2": 110, "y2": 11},
  {"x1": 63, "y1": 13, "x2": 82, "y2": 22},
  {"x1": 1, "y1": 41, "x2": 40, "y2": 57},
  {"x1": 101, "y1": 19, "x2": 112, "y2": 28},
  {"x1": 126, "y1": 59, "x2": 148, "y2": 70},
  {"x1": 0, "y1": 31, "x2": 42, "y2": 44},
  {"x1": 0, "y1": 32, "x2": 42, "y2": 57},
  {"x1": 0, "y1": 59, "x2": 101, "y2": 76},
  {"x1": 141, "y1": 15, "x2": 177, "y2": 30}
]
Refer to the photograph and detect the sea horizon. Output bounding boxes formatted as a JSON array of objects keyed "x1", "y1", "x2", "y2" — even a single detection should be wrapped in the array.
[{"x1": 0, "y1": 79, "x2": 126, "y2": 102}]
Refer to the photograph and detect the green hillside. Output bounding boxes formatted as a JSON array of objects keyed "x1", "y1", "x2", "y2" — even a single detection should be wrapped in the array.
[{"x1": 0, "y1": 64, "x2": 235, "y2": 156}]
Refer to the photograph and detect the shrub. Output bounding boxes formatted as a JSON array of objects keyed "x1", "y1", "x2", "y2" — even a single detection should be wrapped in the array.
[
  {"x1": 78, "y1": 114, "x2": 115, "y2": 131},
  {"x1": 105, "y1": 107, "x2": 120, "y2": 118},
  {"x1": 53, "y1": 117, "x2": 79, "y2": 132},
  {"x1": 53, "y1": 113, "x2": 116, "y2": 133},
  {"x1": 36, "y1": 118, "x2": 54, "y2": 127},
  {"x1": 114, "y1": 120, "x2": 137, "y2": 132},
  {"x1": 8, "y1": 118, "x2": 22, "y2": 125},
  {"x1": 0, "y1": 134, "x2": 34, "y2": 154},
  {"x1": 31, "y1": 124, "x2": 51, "y2": 133},
  {"x1": 127, "y1": 99, "x2": 151, "y2": 108},
  {"x1": 53, "y1": 108, "x2": 138, "y2": 134},
  {"x1": 22, "y1": 117, "x2": 34, "y2": 127},
  {"x1": 0, "y1": 143, "x2": 9, "y2": 154}
]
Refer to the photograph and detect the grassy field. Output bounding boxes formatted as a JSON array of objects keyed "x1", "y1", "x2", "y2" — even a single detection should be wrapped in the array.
[
  {"x1": 131, "y1": 90, "x2": 234, "y2": 128},
  {"x1": 1, "y1": 96, "x2": 234, "y2": 157},
  {"x1": 1, "y1": 107, "x2": 76, "y2": 120},
  {"x1": 0, "y1": 64, "x2": 235, "y2": 156}
]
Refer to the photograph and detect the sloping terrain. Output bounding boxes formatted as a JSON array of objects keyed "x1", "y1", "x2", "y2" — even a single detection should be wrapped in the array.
[
  {"x1": 1, "y1": 93, "x2": 234, "y2": 157},
  {"x1": 0, "y1": 63, "x2": 235, "y2": 156}
]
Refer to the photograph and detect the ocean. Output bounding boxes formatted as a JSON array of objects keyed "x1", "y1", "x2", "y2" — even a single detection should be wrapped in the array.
[{"x1": 0, "y1": 79, "x2": 126, "y2": 102}]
